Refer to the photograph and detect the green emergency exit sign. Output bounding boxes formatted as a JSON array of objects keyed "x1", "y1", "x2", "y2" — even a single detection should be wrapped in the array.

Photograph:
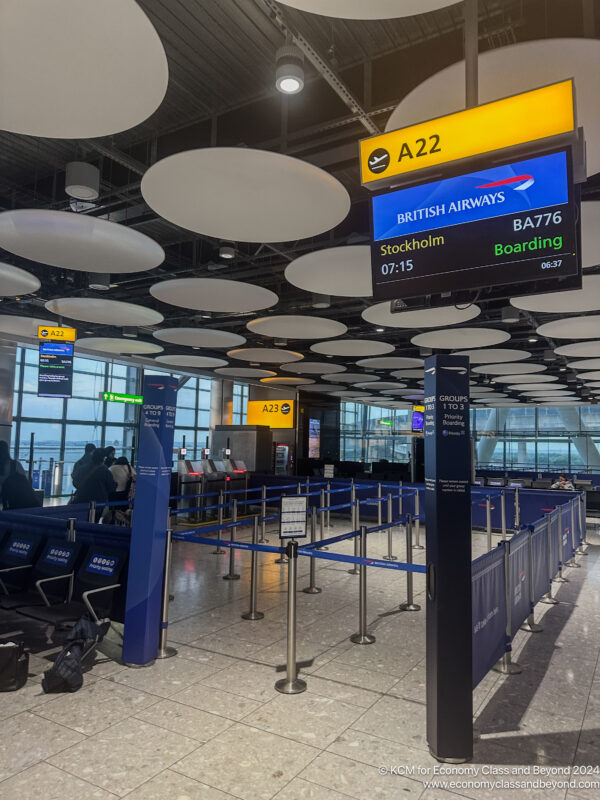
[{"x1": 100, "y1": 391, "x2": 143, "y2": 405}]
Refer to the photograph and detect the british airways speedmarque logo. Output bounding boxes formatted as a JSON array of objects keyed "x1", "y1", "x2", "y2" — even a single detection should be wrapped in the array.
[{"x1": 477, "y1": 174, "x2": 535, "y2": 192}]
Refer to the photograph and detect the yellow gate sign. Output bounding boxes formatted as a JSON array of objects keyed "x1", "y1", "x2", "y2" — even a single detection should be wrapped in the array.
[
  {"x1": 37, "y1": 325, "x2": 76, "y2": 342},
  {"x1": 247, "y1": 399, "x2": 295, "y2": 429}
]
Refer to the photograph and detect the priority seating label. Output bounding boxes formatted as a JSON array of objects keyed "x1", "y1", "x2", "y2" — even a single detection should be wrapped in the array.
[
  {"x1": 8, "y1": 540, "x2": 32, "y2": 559},
  {"x1": 44, "y1": 547, "x2": 73, "y2": 567},
  {"x1": 86, "y1": 555, "x2": 117, "y2": 576}
]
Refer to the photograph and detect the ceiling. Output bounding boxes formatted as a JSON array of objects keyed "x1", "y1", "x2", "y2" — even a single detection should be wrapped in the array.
[{"x1": 1, "y1": 0, "x2": 600, "y2": 406}]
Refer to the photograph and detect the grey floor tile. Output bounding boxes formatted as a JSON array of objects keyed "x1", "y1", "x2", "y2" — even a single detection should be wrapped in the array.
[
  {"x1": 199, "y1": 660, "x2": 282, "y2": 703},
  {"x1": 121, "y1": 768, "x2": 233, "y2": 799},
  {"x1": 0, "y1": 762, "x2": 117, "y2": 800},
  {"x1": 0, "y1": 712, "x2": 84, "y2": 782},
  {"x1": 112, "y1": 654, "x2": 220, "y2": 698},
  {"x1": 134, "y1": 698, "x2": 233, "y2": 743},
  {"x1": 0, "y1": 675, "x2": 57, "y2": 720},
  {"x1": 313, "y1": 660, "x2": 399, "y2": 695},
  {"x1": 351, "y1": 695, "x2": 428, "y2": 751},
  {"x1": 170, "y1": 682, "x2": 263, "y2": 720},
  {"x1": 272, "y1": 777, "x2": 352, "y2": 800}
]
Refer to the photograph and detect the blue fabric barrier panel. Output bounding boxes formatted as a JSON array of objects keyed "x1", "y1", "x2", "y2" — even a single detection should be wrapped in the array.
[
  {"x1": 508, "y1": 530, "x2": 530, "y2": 638},
  {"x1": 530, "y1": 519, "x2": 549, "y2": 604},
  {"x1": 472, "y1": 546, "x2": 507, "y2": 689},
  {"x1": 561, "y1": 502, "x2": 574, "y2": 562},
  {"x1": 550, "y1": 510, "x2": 561, "y2": 574}
]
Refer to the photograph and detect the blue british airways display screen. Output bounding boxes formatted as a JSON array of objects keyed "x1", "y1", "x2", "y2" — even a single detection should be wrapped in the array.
[{"x1": 370, "y1": 149, "x2": 579, "y2": 300}]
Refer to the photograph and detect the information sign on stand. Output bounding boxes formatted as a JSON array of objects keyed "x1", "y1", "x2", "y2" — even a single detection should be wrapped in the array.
[
  {"x1": 323, "y1": 464, "x2": 334, "y2": 479},
  {"x1": 38, "y1": 341, "x2": 74, "y2": 398},
  {"x1": 280, "y1": 496, "x2": 308, "y2": 540}
]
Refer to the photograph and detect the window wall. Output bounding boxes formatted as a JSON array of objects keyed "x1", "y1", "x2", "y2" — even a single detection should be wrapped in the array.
[
  {"x1": 340, "y1": 402, "x2": 413, "y2": 463},
  {"x1": 232, "y1": 382, "x2": 248, "y2": 425}
]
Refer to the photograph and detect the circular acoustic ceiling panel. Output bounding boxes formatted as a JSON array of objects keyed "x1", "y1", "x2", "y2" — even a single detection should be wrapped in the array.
[
  {"x1": 454, "y1": 348, "x2": 532, "y2": 364},
  {"x1": 385, "y1": 39, "x2": 600, "y2": 174},
  {"x1": 277, "y1": 1, "x2": 455, "y2": 19},
  {"x1": 329, "y1": 391, "x2": 372, "y2": 398},
  {"x1": 247, "y1": 315, "x2": 347, "y2": 340},
  {"x1": 0, "y1": 314, "x2": 57, "y2": 339},
  {"x1": 281, "y1": 361, "x2": 346, "y2": 375},
  {"x1": 355, "y1": 381, "x2": 406, "y2": 390},
  {"x1": 45, "y1": 297, "x2": 163, "y2": 327},
  {"x1": 0, "y1": 210, "x2": 164, "y2": 273},
  {"x1": 582, "y1": 202, "x2": 600, "y2": 269},
  {"x1": 215, "y1": 367, "x2": 276, "y2": 379},
  {"x1": 584, "y1": 381, "x2": 600, "y2": 388},
  {"x1": 285, "y1": 246, "x2": 372, "y2": 298},
  {"x1": 299, "y1": 383, "x2": 345, "y2": 393},
  {"x1": 411, "y1": 328, "x2": 510, "y2": 349},
  {"x1": 227, "y1": 348, "x2": 303, "y2": 364},
  {"x1": 495, "y1": 374, "x2": 558, "y2": 384},
  {"x1": 310, "y1": 338, "x2": 394, "y2": 357},
  {"x1": 75, "y1": 337, "x2": 163, "y2": 355},
  {"x1": 154, "y1": 354, "x2": 228, "y2": 369},
  {"x1": 0, "y1": 0, "x2": 168, "y2": 138},
  {"x1": 567, "y1": 359, "x2": 600, "y2": 370},
  {"x1": 521, "y1": 391, "x2": 576, "y2": 398},
  {"x1": 380, "y1": 388, "x2": 408, "y2": 395},
  {"x1": 141, "y1": 148, "x2": 350, "y2": 244},
  {"x1": 390, "y1": 369, "x2": 424, "y2": 379},
  {"x1": 555, "y1": 340, "x2": 600, "y2": 357},
  {"x1": 260, "y1": 377, "x2": 315, "y2": 386},
  {"x1": 537, "y1": 316, "x2": 600, "y2": 340},
  {"x1": 509, "y1": 383, "x2": 567, "y2": 391},
  {"x1": 511, "y1": 275, "x2": 600, "y2": 313},
  {"x1": 362, "y1": 302, "x2": 480, "y2": 329},
  {"x1": 0, "y1": 263, "x2": 40, "y2": 296},
  {"x1": 153, "y1": 328, "x2": 246, "y2": 349},
  {"x1": 355, "y1": 356, "x2": 424, "y2": 369},
  {"x1": 150, "y1": 278, "x2": 278, "y2": 314},
  {"x1": 472, "y1": 363, "x2": 546, "y2": 375},
  {"x1": 403, "y1": 393, "x2": 425, "y2": 401},
  {"x1": 323, "y1": 373, "x2": 378, "y2": 384},
  {"x1": 577, "y1": 371, "x2": 600, "y2": 381}
]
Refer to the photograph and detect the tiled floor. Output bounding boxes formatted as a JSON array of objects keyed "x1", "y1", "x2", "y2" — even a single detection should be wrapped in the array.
[{"x1": 0, "y1": 513, "x2": 599, "y2": 800}]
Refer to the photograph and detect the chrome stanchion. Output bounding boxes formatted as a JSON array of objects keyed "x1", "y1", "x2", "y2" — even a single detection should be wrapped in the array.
[
  {"x1": 520, "y1": 528, "x2": 544, "y2": 633},
  {"x1": 67, "y1": 517, "x2": 76, "y2": 543},
  {"x1": 553, "y1": 505, "x2": 568, "y2": 584},
  {"x1": 413, "y1": 489, "x2": 424, "y2": 550},
  {"x1": 88, "y1": 501, "x2": 96, "y2": 524},
  {"x1": 157, "y1": 529, "x2": 178, "y2": 659},
  {"x1": 348, "y1": 499, "x2": 360, "y2": 575},
  {"x1": 398, "y1": 481, "x2": 403, "y2": 518},
  {"x1": 274, "y1": 493, "x2": 289, "y2": 565},
  {"x1": 319, "y1": 489, "x2": 328, "y2": 550},
  {"x1": 486, "y1": 495, "x2": 492, "y2": 551},
  {"x1": 303, "y1": 509, "x2": 322, "y2": 594},
  {"x1": 567, "y1": 500, "x2": 580, "y2": 568},
  {"x1": 258, "y1": 485, "x2": 269, "y2": 543},
  {"x1": 577, "y1": 493, "x2": 589, "y2": 553},
  {"x1": 305, "y1": 477, "x2": 310, "y2": 495},
  {"x1": 326, "y1": 481, "x2": 331, "y2": 527},
  {"x1": 514, "y1": 487, "x2": 520, "y2": 529},
  {"x1": 297, "y1": 481, "x2": 302, "y2": 495},
  {"x1": 242, "y1": 516, "x2": 264, "y2": 620},
  {"x1": 383, "y1": 493, "x2": 397, "y2": 561},
  {"x1": 493, "y1": 540, "x2": 522, "y2": 675},
  {"x1": 350, "y1": 525, "x2": 376, "y2": 645},
  {"x1": 223, "y1": 499, "x2": 241, "y2": 581},
  {"x1": 399, "y1": 514, "x2": 421, "y2": 612},
  {"x1": 275, "y1": 540, "x2": 307, "y2": 695},
  {"x1": 377, "y1": 482, "x2": 382, "y2": 526},
  {"x1": 212, "y1": 490, "x2": 226, "y2": 554},
  {"x1": 540, "y1": 513, "x2": 558, "y2": 605},
  {"x1": 500, "y1": 491, "x2": 507, "y2": 541}
]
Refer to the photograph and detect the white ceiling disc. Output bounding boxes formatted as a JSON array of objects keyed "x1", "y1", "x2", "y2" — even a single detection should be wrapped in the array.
[
  {"x1": 260, "y1": 377, "x2": 315, "y2": 386},
  {"x1": 0, "y1": 210, "x2": 164, "y2": 274},
  {"x1": 539, "y1": 401, "x2": 583, "y2": 406},
  {"x1": 470, "y1": 389, "x2": 496, "y2": 395},
  {"x1": 310, "y1": 338, "x2": 394, "y2": 357},
  {"x1": 567, "y1": 359, "x2": 600, "y2": 370},
  {"x1": 329, "y1": 390, "x2": 372, "y2": 398},
  {"x1": 285, "y1": 246, "x2": 372, "y2": 298},
  {"x1": 154, "y1": 354, "x2": 228, "y2": 369},
  {"x1": 390, "y1": 369, "x2": 424, "y2": 379},
  {"x1": 355, "y1": 381, "x2": 406, "y2": 390},
  {"x1": 0, "y1": 314, "x2": 57, "y2": 339},
  {"x1": 152, "y1": 328, "x2": 246, "y2": 349},
  {"x1": 474, "y1": 395, "x2": 508, "y2": 402},
  {"x1": 385, "y1": 38, "x2": 600, "y2": 174},
  {"x1": 215, "y1": 367, "x2": 276, "y2": 379},
  {"x1": 521, "y1": 392, "x2": 575, "y2": 398},
  {"x1": 141, "y1": 148, "x2": 350, "y2": 244},
  {"x1": 0, "y1": 263, "x2": 40, "y2": 296},
  {"x1": 411, "y1": 328, "x2": 510, "y2": 349},
  {"x1": 554, "y1": 340, "x2": 600, "y2": 357},
  {"x1": 380, "y1": 388, "x2": 408, "y2": 395},
  {"x1": 0, "y1": 0, "x2": 168, "y2": 138},
  {"x1": 227, "y1": 348, "x2": 303, "y2": 364},
  {"x1": 150, "y1": 278, "x2": 278, "y2": 314},
  {"x1": 355, "y1": 356, "x2": 424, "y2": 369},
  {"x1": 247, "y1": 315, "x2": 347, "y2": 340},
  {"x1": 582, "y1": 202, "x2": 600, "y2": 269},
  {"x1": 577, "y1": 371, "x2": 600, "y2": 381},
  {"x1": 509, "y1": 383, "x2": 567, "y2": 391},
  {"x1": 402, "y1": 393, "x2": 425, "y2": 400},
  {"x1": 454, "y1": 348, "x2": 532, "y2": 364},
  {"x1": 323, "y1": 373, "x2": 379, "y2": 383},
  {"x1": 45, "y1": 297, "x2": 163, "y2": 327},
  {"x1": 281, "y1": 361, "x2": 346, "y2": 375},
  {"x1": 300, "y1": 383, "x2": 345, "y2": 393},
  {"x1": 584, "y1": 381, "x2": 600, "y2": 388},
  {"x1": 362, "y1": 302, "x2": 480, "y2": 329},
  {"x1": 537, "y1": 316, "x2": 600, "y2": 339},
  {"x1": 277, "y1": 1, "x2": 454, "y2": 19},
  {"x1": 495, "y1": 374, "x2": 558, "y2": 384},
  {"x1": 76, "y1": 337, "x2": 163, "y2": 355},
  {"x1": 511, "y1": 276, "x2": 600, "y2": 314},
  {"x1": 472, "y1": 362, "x2": 546, "y2": 375}
]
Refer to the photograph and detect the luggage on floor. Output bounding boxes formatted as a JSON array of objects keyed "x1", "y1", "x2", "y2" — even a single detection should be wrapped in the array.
[{"x1": 0, "y1": 641, "x2": 29, "y2": 691}]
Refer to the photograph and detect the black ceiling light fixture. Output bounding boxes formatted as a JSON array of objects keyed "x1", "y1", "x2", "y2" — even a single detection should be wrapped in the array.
[
  {"x1": 88, "y1": 272, "x2": 110, "y2": 291},
  {"x1": 501, "y1": 306, "x2": 520, "y2": 324},
  {"x1": 275, "y1": 43, "x2": 304, "y2": 95}
]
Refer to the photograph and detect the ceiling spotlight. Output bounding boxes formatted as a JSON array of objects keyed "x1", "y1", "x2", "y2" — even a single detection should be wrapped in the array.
[
  {"x1": 528, "y1": 336, "x2": 538, "y2": 343},
  {"x1": 122, "y1": 327, "x2": 137, "y2": 338},
  {"x1": 219, "y1": 244, "x2": 235, "y2": 260},
  {"x1": 88, "y1": 272, "x2": 110, "y2": 291},
  {"x1": 501, "y1": 306, "x2": 520, "y2": 323},
  {"x1": 273, "y1": 337, "x2": 288, "y2": 347},
  {"x1": 543, "y1": 349, "x2": 555, "y2": 361},
  {"x1": 275, "y1": 43, "x2": 305, "y2": 95},
  {"x1": 311, "y1": 293, "x2": 331, "y2": 309},
  {"x1": 559, "y1": 367, "x2": 567, "y2": 372},
  {"x1": 65, "y1": 161, "x2": 100, "y2": 201},
  {"x1": 375, "y1": 328, "x2": 384, "y2": 333},
  {"x1": 420, "y1": 347, "x2": 433, "y2": 357}
]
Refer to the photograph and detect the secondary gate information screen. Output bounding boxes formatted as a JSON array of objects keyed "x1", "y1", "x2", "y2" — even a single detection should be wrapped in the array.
[{"x1": 370, "y1": 149, "x2": 579, "y2": 300}]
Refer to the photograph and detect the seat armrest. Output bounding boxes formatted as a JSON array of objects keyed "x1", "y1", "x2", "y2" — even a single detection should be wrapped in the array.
[
  {"x1": 0, "y1": 564, "x2": 34, "y2": 573},
  {"x1": 82, "y1": 584, "x2": 121, "y2": 623},
  {"x1": 35, "y1": 572, "x2": 75, "y2": 607}
]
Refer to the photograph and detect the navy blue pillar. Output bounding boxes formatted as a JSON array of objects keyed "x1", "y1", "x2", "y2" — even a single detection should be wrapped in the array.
[
  {"x1": 424, "y1": 354, "x2": 473, "y2": 762},
  {"x1": 123, "y1": 375, "x2": 177, "y2": 665}
]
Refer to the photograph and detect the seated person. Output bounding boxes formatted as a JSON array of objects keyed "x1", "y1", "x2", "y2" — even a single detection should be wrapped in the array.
[{"x1": 551, "y1": 474, "x2": 574, "y2": 490}]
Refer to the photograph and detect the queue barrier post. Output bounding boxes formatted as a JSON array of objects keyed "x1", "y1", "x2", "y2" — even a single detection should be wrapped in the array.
[
  {"x1": 540, "y1": 513, "x2": 558, "y2": 605},
  {"x1": 500, "y1": 491, "x2": 507, "y2": 541},
  {"x1": 414, "y1": 489, "x2": 424, "y2": 550},
  {"x1": 242, "y1": 516, "x2": 264, "y2": 620},
  {"x1": 297, "y1": 482, "x2": 302, "y2": 495},
  {"x1": 67, "y1": 517, "x2": 76, "y2": 543},
  {"x1": 350, "y1": 525, "x2": 376, "y2": 645},
  {"x1": 552, "y1": 505, "x2": 568, "y2": 584},
  {"x1": 493, "y1": 540, "x2": 522, "y2": 675},
  {"x1": 486, "y1": 495, "x2": 492, "y2": 551},
  {"x1": 88, "y1": 501, "x2": 96, "y2": 524},
  {"x1": 567, "y1": 500, "x2": 580, "y2": 568},
  {"x1": 223, "y1": 500, "x2": 241, "y2": 581},
  {"x1": 348, "y1": 500, "x2": 360, "y2": 576},
  {"x1": 398, "y1": 481, "x2": 403, "y2": 518},
  {"x1": 577, "y1": 493, "x2": 589, "y2": 553},
  {"x1": 326, "y1": 481, "x2": 331, "y2": 528},
  {"x1": 274, "y1": 493, "x2": 289, "y2": 565},
  {"x1": 377, "y1": 482, "x2": 382, "y2": 526},
  {"x1": 514, "y1": 487, "x2": 520, "y2": 528},
  {"x1": 275, "y1": 540, "x2": 307, "y2": 695},
  {"x1": 259, "y1": 485, "x2": 269, "y2": 544},
  {"x1": 399, "y1": 514, "x2": 420, "y2": 612},
  {"x1": 520, "y1": 528, "x2": 544, "y2": 633},
  {"x1": 157, "y1": 529, "x2": 178, "y2": 659},
  {"x1": 303, "y1": 509, "x2": 322, "y2": 595},
  {"x1": 383, "y1": 493, "x2": 397, "y2": 562},
  {"x1": 212, "y1": 491, "x2": 226, "y2": 555},
  {"x1": 319, "y1": 489, "x2": 328, "y2": 551}
]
